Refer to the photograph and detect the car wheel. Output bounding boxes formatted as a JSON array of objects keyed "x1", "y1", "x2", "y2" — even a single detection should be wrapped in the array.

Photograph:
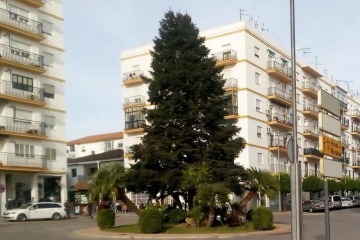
[
  {"x1": 52, "y1": 213, "x2": 61, "y2": 221},
  {"x1": 17, "y1": 214, "x2": 27, "y2": 222},
  {"x1": 309, "y1": 208, "x2": 313, "y2": 213}
]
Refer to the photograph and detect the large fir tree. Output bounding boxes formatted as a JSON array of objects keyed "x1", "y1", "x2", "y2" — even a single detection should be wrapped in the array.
[{"x1": 125, "y1": 11, "x2": 246, "y2": 209}]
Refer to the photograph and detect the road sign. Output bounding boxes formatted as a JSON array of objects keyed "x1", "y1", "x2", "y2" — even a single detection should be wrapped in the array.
[
  {"x1": 0, "y1": 184, "x2": 5, "y2": 193},
  {"x1": 286, "y1": 137, "x2": 299, "y2": 163}
]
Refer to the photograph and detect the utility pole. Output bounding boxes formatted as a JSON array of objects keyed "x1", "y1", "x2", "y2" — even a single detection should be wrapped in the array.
[{"x1": 278, "y1": 131, "x2": 282, "y2": 212}]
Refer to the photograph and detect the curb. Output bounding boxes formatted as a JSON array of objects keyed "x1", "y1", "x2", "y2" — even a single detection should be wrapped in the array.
[{"x1": 74, "y1": 223, "x2": 291, "y2": 239}]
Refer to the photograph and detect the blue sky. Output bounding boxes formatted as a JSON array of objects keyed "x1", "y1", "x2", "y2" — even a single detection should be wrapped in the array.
[{"x1": 63, "y1": 0, "x2": 360, "y2": 140}]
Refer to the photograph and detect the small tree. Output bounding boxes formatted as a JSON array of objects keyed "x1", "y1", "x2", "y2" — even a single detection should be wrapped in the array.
[
  {"x1": 327, "y1": 179, "x2": 340, "y2": 195},
  {"x1": 277, "y1": 173, "x2": 290, "y2": 211},
  {"x1": 341, "y1": 177, "x2": 358, "y2": 195},
  {"x1": 302, "y1": 176, "x2": 323, "y2": 199}
]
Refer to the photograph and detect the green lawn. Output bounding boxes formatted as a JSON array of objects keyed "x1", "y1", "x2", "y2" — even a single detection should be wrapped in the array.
[{"x1": 105, "y1": 222, "x2": 256, "y2": 234}]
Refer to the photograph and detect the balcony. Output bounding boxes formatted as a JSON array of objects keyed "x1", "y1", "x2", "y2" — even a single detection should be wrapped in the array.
[
  {"x1": 352, "y1": 159, "x2": 360, "y2": 169},
  {"x1": 351, "y1": 125, "x2": 360, "y2": 138},
  {"x1": 124, "y1": 120, "x2": 146, "y2": 134},
  {"x1": 267, "y1": 112, "x2": 293, "y2": 131},
  {"x1": 224, "y1": 105, "x2": 239, "y2": 119},
  {"x1": 0, "y1": 44, "x2": 44, "y2": 73},
  {"x1": 122, "y1": 70, "x2": 145, "y2": 86},
  {"x1": 301, "y1": 65, "x2": 323, "y2": 78},
  {"x1": 267, "y1": 87, "x2": 292, "y2": 107},
  {"x1": 301, "y1": 82, "x2": 319, "y2": 98},
  {"x1": 17, "y1": 0, "x2": 45, "y2": 8},
  {"x1": 340, "y1": 117, "x2": 349, "y2": 130},
  {"x1": 268, "y1": 135, "x2": 287, "y2": 156},
  {"x1": 350, "y1": 110, "x2": 360, "y2": 122},
  {"x1": 267, "y1": 61, "x2": 292, "y2": 84},
  {"x1": 123, "y1": 95, "x2": 145, "y2": 108},
  {"x1": 303, "y1": 148, "x2": 323, "y2": 161},
  {"x1": 269, "y1": 164, "x2": 290, "y2": 173},
  {"x1": 303, "y1": 104, "x2": 319, "y2": 119},
  {"x1": 303, "y1": 126, "x2": 320, "y2": 140},
  {"x1": 342, "y1": 157, "x2": 350, "y2": 165},
  {"x1": 0, "y1": 116, "x2": 46, "y2": 139},
  {"x1": 341, "y1": 138, "x2": 349, "y2": 148},
  {"x1": 223, "y1": 78, "x2": 238, "y2": 90},
  {"x1": 0, "y1": 9, "x2": 44, "y2": 41},
  {"x1": 304, "y1": 169, "x2": 319, "y2": 177},
  {"x1": 0, "y1": 79, "x2": 45, "y2": 106},
  {"x1": 0, "y1": 152, "x2": 45, "y2": 172},
  {"x1": 212, "y1": 50, "x2": 237, "y2": 67}
]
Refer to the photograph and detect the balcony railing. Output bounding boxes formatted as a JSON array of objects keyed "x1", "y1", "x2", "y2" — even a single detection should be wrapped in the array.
[
  {"x1": 122, "y1": 70, "x2": 145, "y2": 85},
  {"x1": 78, "y1": 175, "x2": 91, "y2": 182},
  {"x1": 303, "y1": 125, "x2": 320, "y2": 136},
  {"x1": 0, "y1": 116, "x2": 46, "y2": 136},
  {"x1": 268, "y1": 135, "x2": 287, "y2": 148},
  {"x1": 224, "y1": 105, "x2": 238, "y2": 116},
  {"x1": 267, "y1": 87, "x2": 292, "y2": 106},
  {"x1": 303, "y1": 148, "x2": 323, "y2": 157},
  {"x1": 350, "y1": 110, "x2": 360, "y2": 120},
  {"x1": 304, "y1": 169, "x2": 319, "y2": 177},
  {"x1": 341, "y1": 138, "x2": 349, "y2": 147},
  {"x1": 0, "y1": 152, "x2": 45, "y2": 169},
  {"x1": 303, "y1": 103, "x2": 319, "y2": 115},
  {"x1": 0, "y1": 8, "x2": 43, "y2": 37},
  {"x1": 267, "y1": 112, "x2": 293, "y2": 125},
  {"x1": 269, "y1": 164, "x2": 290, "y2": 173},
  {"x1": 223, "y1": 78, "x2": 238, "y2": 88},
  {"x1": 352, "y1": 161, "x2": 360, "y2": 167},
  {"x1": 0, "y1": 44, "x2": 44, "y2": 70},
  {"x1": 0, "y1": 79, "x2": 45, "y2": 103},
  {"x1": 125, "y1": 120, "x2": 146, "y2": 130},
  {"x1": 123, "y1": 95, "x2": 145, "y2": 106},
  {"x1": 212, "y1": 50, "x2": 237, "y2": 62},
  {"x1": 301, "y1": 82, "x2": 319, "y2": 97},
  {"x1": 267, "y1": 61, "x2": 292, "y2": 83},
  {"x1": 340, "y1": 117, "x2": 350, "y2": 128},
  {"x1": 352, "y1": 125, "x2": 360, "y2": 133}
]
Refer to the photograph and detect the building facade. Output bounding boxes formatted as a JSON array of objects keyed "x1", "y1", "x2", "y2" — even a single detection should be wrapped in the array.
[
  {"x1": 0, "y1": 0, "x2": 66, "y2": 214},
  {"x1": 120, "y1": 21, "x2": 359, "y2": 208}
]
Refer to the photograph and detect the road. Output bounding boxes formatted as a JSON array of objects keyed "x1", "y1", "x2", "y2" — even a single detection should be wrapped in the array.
[{"x1": 0, "y1": 208, "x2": 359, "y2": 240}]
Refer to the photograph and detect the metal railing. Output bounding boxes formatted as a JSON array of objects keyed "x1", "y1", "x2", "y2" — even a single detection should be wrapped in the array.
[
  {"x1": 340, "y1": 117, "x2": 350, "y2": 128},
  {"x1": 302, "y1": 82, "x2": 319, "y2": 92},
  {"x1": 304, "y1": 169, "x2": 318, "y2": 177},
  {"x1": 303, "y1": 148, "x2": 323, "y2": 157},
  {"x1": 303, "y1": 125, "x2": 320, "y2": 135},
  {"x1": 78, "y1": 175, "x2": 91, "y2": 182},
  {"x1": 0, "y1": 116, "x2": 46, "y2": 135},
  {"x1": 223, "y1": 78, "x2": 238, "y2": 88},
  {"x1": 122, "y1": 70, "x2": 144, "y2": 81},
  {"x1": 352, "y1": 125, "x2": 360, "y2": 132},
  {"x1": 341, "y1": 138, "x2": 349, "y2": 147},
  {"x1": 303, "y1": 103, "x2": 318, "y2": 113},
  {"x1": 0, "y1": 8, "x2": 43, "y2": 35},
  {"x1": 0, "y1": 44, "x2": 44, "y2": 69},
  {"x1": 224, "y1": 105, "x2": 238, "y2": 115},
  {"x1": 267, "y1": 87, "x2": 292, "y2": 102},
  {"x1": 350, "y1": 110, "x2": 360, "y2": 118},
  {"x1": 212, "y1": 50, "x2": 237, "y2": 61},
  {"x1": 123, "y1": 95, "x2": 145, "y2": 106},
  {"x1": 269, "y1": 164, "x2": 290, "y2": 173},
  {"x1": 0, "y1": 152, "x2": 45, "y2": 168},
  {"x1": 0, "y1": 79, "x2": 44, "y2": 102},
  {"x1": 268, "y1": 135, "x2": 287, "y2": 148},
  {"x1": 352, "y1": 161, "x2": 360, "y2": 167},
  {"x1": 267, "y1": 61, "x2": 292, "y2": 77},
  {"x1": 125, "y1": 120, "x2": 146, "y2": 130},
  {"x1": 267, "y1": 112, "x2": 293, "y2": 125}
]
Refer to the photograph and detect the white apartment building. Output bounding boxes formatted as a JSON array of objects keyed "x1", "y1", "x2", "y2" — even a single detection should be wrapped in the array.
[
  {"x1": 66, "y1": 132, "x2": 124, "y2": 159},
  {"x1": 0, "y1": 0, "x2": 66, "y2": 214},
  {"x1": 120, "y1": 21, "x2": 360, "y2": 207}
]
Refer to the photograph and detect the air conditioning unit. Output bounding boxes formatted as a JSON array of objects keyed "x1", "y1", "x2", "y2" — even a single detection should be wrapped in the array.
[{"x1": 266, "y1": 109, "x2": 271, "y2": 116}]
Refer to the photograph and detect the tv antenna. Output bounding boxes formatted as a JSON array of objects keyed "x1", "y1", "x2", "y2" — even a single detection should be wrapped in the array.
[
  {"x1": 315, "y1": 56, "x2": 321, "y2": 70},
  {"x1": 239, "y1": 8, "x2": 248, "y2": 21},
  {"x1": 323, "y1": 69, "x2": 328, "y2": 77},
  {"x1": 297, "y1": 48, "x2": 311, "y2": 58},
  {"x1": 336, "y1": 79, "x2": 354, "y2": 92}
]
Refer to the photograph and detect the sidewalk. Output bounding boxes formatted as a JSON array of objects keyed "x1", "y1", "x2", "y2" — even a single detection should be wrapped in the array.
[{"x1": 74, "y1": 223, "x2": 291, "y2": 239}]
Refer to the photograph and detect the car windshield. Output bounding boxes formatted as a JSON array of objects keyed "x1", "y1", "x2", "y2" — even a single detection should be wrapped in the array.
[{"x1": 18, "y1": 203, "x2": 33, "y2": 209}]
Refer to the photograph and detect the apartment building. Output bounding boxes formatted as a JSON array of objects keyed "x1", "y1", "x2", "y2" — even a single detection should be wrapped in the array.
[
  {"x1": 120, "y1": 21, "x2": 359, "y2": 207},
  {"x1": 0, "y1": 0, "x2": 66, "y2": 214}
]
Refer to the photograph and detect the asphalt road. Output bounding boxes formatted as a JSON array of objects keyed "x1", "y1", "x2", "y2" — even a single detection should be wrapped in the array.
[{"x1": 1, "y1": 208, "x2": 360, "y2": 240}]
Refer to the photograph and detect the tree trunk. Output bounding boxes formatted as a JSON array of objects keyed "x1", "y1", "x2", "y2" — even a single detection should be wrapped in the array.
[
  {"x1": 170, "y1": 192, "x2": 183, "y2": 209},
  {"x1": 237, "y1": 189, "x2": 257, "y2": 214},
  {"x1": 117, "y1": 187, "x2": 140, "y2": 215},
  {"x1": 206, "y1": 206, "x2": 215, "y2": 227},
  {"x1": 187, "y1": 188, "x2": 196, "y2": 210}
]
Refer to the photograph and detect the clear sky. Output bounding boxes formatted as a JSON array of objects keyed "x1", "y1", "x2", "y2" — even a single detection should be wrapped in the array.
[{"x1": 63, "y1": 0, "x2": 360, "y2": 141}]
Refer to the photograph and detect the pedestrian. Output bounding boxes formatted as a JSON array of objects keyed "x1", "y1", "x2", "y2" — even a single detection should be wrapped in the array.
[
  {"x1": 64, "y1": 200, "x2": 71, "y2": 219},
  {"x1": 88, "y1": 201, "x2": 93, "y2": 219}
]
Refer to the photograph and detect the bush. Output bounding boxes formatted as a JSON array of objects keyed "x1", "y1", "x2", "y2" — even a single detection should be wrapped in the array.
[
  {"x1": 246, "y1": 209, "x2": 253, "y2": 222},
  {"x1": 96, "y1": 209, "x2": 115, "y2": 229},
  {"x1": 252, "y1": 207, "x2": 273, "y2": 230},
  {"x1": 138, "y1": 206, "x2": 164, "y2": 233},
  {"x1": 188, "y1": 207, "x2": 204, "y2": 227},
  {"x1": 167, "y1": 208, "x2": 187, "y2": 224}
]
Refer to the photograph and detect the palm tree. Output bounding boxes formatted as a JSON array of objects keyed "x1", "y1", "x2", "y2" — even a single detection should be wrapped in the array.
[
  {"x1": 196, "y1": 183, "x2": 230, "y2": 227},
  {"x1": 238, "y1": 167, "x2": 279, "y2": 213},
  {"x1": 90, "y1": 163, "x2": 140, "y2": 215}
]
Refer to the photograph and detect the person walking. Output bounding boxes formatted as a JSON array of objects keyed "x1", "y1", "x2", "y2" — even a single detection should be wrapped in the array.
[
  {"x1": 64, "y1": 200, "x2": 71, "y2": 219},
  {"x1": 87, "y1": 201, "x2": 93, "y2": 219}
]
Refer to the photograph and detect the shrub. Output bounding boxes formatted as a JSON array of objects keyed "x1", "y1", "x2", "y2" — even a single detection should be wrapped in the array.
[
  {"x1": 188, "y1": 207, "x2": 204, "y2": 227},
  {"x1": 96, "y1": 209, "x2": 115, "y2": 229},
  {"x1": 138, "y1": 206, "x2": 164, "y2": 233},
  {"x1": 252, "y1": 207, "x2": 273, "y2": 230},
  {"x1": 167, "y1": 208, "x2": 187, "y2": 224},
  {"x1": 246, "y1": 209, "x2": 253, "y2": 222}
]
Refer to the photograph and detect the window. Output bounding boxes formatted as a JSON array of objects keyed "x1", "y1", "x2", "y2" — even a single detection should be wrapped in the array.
[
  {"x1": 43, "y1": 84, "x2": 55, "y2": 98},
  {"x1": 296, "y1": 94, "x2": 300, "y2": 104},
  {"x1": 9, "y1": 5, "x2": 29, "y2": 18},
  {"x1": 257, "y1": 153, "x2": 263, "y2": 165},
  {"x1": 41, "y1": 20, "x2": 53, "y2": 35},
  {"x1": 69, "y1": 145, "x2": 75, "y2": 152},
  {"x1": 254, "y1": 46, "x2": 260, "y2": 58},
  {"x1": 15, "y1": 109, "x2": 32, "y2": 121},
  {"x1": 12, "y1": 74, "x2": 33, "y2": 92},
  {"x1": 71, "y1": 168, "x2": 77, "y2": 178},
  {"x1": 296, "y1": 72, "x2": 300, "y2": 81},
  {"x1": 91, "y1": 151, "x2": 95, "y2": 155},
  {"x1": 44, "y1": 115, "x2": 55, "y2": 128},
  {"x1": 117, "y1": 143, "x2": 123, "y2": 148},
  {"x1": 15, "y1": 144, "x2": 34, "y2": 157},
  {"x1": 81, "y1": 146, "x2": 85, "y2": 152},
  {"x1": 297, "y1": 116, "x2": 301, "y2": 126},
  {"x1": 125, "y1": 107, "x2": 146, "y2": 129},
  {"x1": 45, "y1": 148, "x2": 56, "y2": 160},
  {"x1": 42, "y1": 52, "x2": 54, "y2": 67},
  {"x1": 255, "y1": 72, "x2": 261, "y2": 85},
  {"x1": 298, "y1": 138, "x2": 302, "y2": 148},
  {"x1": 256, "y1": 99, "x2": 261, "y2": 111},
  {"x1": 104, "y1": 141, "x2": 113, "y2": 151},
  {"x1": 224, "y1": 91, "x2": 238, "y2": 115},
  {"x1": 257, "y1": 126, "x2": 262, "y2": 138},
  {"x1": 11, "y1": 40, "x2": 30, "y2": 56}
]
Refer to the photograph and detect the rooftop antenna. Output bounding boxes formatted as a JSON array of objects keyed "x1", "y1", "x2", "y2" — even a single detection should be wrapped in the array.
[
  {"x1": 324, "y1": 69, "x2": 328, "y2": 77},
  {"x1": 315, "y1": 56, "x2": 321, "y2": 70},
  {"x1": 297, "y1": 48, "x2": 311, "y2": 58},
  {"x1": 239, "y1": 8, "x2": 248, "y2": 21},
  {"x1": 336, "y1": 79, "x2": 354, "y2": 92},
  {"x1": 254, "y1": 16, "x2": 259, "y2": 28}
]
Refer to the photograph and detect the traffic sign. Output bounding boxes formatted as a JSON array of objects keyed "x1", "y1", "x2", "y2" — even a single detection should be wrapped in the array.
[
  {"x1": 0, "y1": 184, "x2": 5, "y2": 193},
  {"x1": 286, "y1": 137, "x2": 299, "y2": 163}
]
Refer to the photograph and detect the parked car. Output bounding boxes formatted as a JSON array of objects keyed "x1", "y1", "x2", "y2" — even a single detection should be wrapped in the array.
[
  {"x1": 2, "y1": 202, "x2": 67, "y2": 222},
  {"x1": 302, "y1": 200, "x2": 325, "y2": 213},
  {"x1": 341, "y1": 197, "x2": 354, "y2": 208},
  {"x1": 314, "y1": 198, "x2": 334, "y2": 209},
  {"x1": 328, "y1": 195, "x2": 342, "y2": 210},
  {"x1": 348, "y1": 195, "x2": 360, "y2": 207}
]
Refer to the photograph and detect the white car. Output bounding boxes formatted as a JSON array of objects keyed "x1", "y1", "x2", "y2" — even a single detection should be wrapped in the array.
[
  {"x1": 341, "y1": 197, "x2": 354, "y2": 208},
  {"x1": 2, "y1": 202, "x2": 67, "y2": 222}
]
